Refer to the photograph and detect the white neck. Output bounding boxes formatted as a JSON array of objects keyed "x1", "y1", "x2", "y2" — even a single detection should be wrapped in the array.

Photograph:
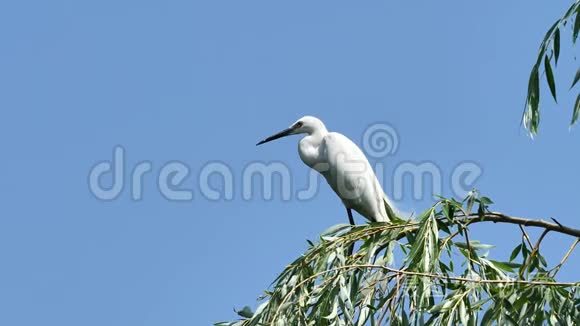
[{"x1": 298, "y1": 127, "x2": 328, "y2": 169}]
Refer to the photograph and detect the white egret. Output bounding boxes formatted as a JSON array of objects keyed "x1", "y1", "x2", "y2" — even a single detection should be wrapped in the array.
[{"x1": 257, "y1": 116, "x2": 398, "y2": 225}]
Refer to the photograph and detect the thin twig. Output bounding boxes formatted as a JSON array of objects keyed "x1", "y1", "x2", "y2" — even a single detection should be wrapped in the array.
[
  {"x1": 518, "y1": 225, "x2": 534, "y2": 249},
  {"x1": 440, "y1": 229, "x2": 461, "y2": 249},
  {"x1": 551, "y1": 238, "x2": 579, "y2": 276},
  {"x1": 461, "y1": 223, "x2": 476, "y2": 271}
]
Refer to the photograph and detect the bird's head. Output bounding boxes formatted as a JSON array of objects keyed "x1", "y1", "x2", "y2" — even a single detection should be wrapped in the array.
[{"x1": 256, "y1": 116, "x2": 327, "y2": 146}]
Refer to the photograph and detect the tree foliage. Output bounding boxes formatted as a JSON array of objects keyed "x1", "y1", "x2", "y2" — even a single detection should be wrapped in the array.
[
  {"x1": 523, "y1": 0, "x2": 580, "y2": 134},
  {"x1": 217, "y1": 192, "x2": 579, "y2": 325}
]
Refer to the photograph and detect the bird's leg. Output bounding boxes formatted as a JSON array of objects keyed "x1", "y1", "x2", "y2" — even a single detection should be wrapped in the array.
[
  {"x1": 346, "y1": 208, "x2": 355, "y2": 256},
  {"x1": 347, "y1": 208, "x2": 355, "y2": 226}
]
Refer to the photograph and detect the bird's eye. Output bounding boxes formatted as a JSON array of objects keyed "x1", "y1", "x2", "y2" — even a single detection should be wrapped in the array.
[{"x1": 294, "y1": 121, "x2": 303, "y2": 128}]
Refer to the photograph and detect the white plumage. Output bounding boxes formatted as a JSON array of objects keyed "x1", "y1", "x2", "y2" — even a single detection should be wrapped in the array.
[{"x1": 257, "y1": 116, "x2": 397, "y2": 223}]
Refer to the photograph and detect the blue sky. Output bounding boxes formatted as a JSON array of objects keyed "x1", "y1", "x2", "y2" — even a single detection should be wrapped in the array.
[{"x1": 1, "y1": 1, "x2": 579, "y2": 325}]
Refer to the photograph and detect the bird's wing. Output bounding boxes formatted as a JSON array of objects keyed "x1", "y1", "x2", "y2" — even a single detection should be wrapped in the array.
[
  {"x1": 323, "y1": 132, "x2": 400, "y2": 223},
  {"x1": 323, "y1": 132, "x2": 369, "y2": 164},
  {"x1": 322, "y1": 132, "x2": 370, "y2": 190},
  {"x1": 322, "y1": 133, "x2": 376, "y2": 208}
]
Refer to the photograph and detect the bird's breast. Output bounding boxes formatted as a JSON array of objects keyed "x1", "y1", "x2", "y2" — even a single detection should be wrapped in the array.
[{"x1": 298, "y1": 139, "x2": 324, "y2": 171}]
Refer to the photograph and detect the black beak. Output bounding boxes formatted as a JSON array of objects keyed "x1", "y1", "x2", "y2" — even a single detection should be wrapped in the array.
[{"x1": 256, "y1": 127, "x2": 294, "y2": 146}]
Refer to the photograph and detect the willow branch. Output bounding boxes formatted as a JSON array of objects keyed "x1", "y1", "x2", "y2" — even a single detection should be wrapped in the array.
[{"x1": 459, "y1": 212, "x2": 580, "y2": 238}]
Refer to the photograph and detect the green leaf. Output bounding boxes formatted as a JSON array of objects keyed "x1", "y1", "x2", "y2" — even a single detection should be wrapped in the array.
[
  {"x1": 429, "y1": 299, "x2": 454, "y2": 313},
  {"x1": 503, "y1": 312, "x2": 519, "y2": 326},
  {"x1": 479, "y1": 196, "x2": 494, "y2": 205},
  {"x1": 554, "y1": 27, "x2": 560, "y2": 65},
  {"x1": 321, "y1": 223, "x2": 352, "y2": 237},
  {"x1": 527, "y1": 256, "x2": 540, "y2": 273},
  {"x1": 439, "y1": 260, "x2": 450, "y2": 273},
  {"x1": 509, "y1": 244, "x2": 522, "y2": 261},
  {"x1": 323, "y1": 301, "x2": 338, "y2": 320},
  {"x1": 571, "y1": 93, "x2": 580, "y2": 126},
  {"x1": 574, "y1": 10, "x2": 580, "y2": 43},
  {"x1": 459, "y1": 299, "x2": 468, "y2": 326},
  {"x1": 524, "y1": 65, "x2": 541, "y2": 134},
  {"x1": 442, "y1": 202, "x2": 455, "y2": 222},
  {"x1": 455, "y1": 241, "x2": 494, "y2": 251},
  {"x1": 253, "y1": 301, "x2": 268, "y2": 316},
  {"x1": 563, "y1": 1, "x2": 578, "y2": 19},
  {"x1": 481, "y1": 307, "x2": 495, "y2": 326},
  {"x1": 544, "y1": 55, "x2": 557, "y2": 103},
  {"x1": 542, "y1": 21, "x2": 560, "y2": 49},
  {"x1": 489, "y1": 259, "x2": 521, "y2": 272},
  {"x1": 465, "y1": 190, "x2": 478, "y2": 213},
  {"x1": 538, "y1": 253, "x2": 548, "y2": 267},
  {"x1": 235, "y1": 306, "x2": 254, "y2": 318},
  {"x1": 571, "y1": 67, "x2": 580, "y2": 89},
  {"x1": 437, "y1": 219, "x2": 451, "y2": 234},
  {"x1": 401, "y1": 309, "x2": 409, "y2": 326}
]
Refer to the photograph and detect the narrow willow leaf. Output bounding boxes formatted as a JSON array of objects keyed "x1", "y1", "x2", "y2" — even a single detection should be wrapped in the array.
[
  {"x1": 571, "y1": 93, "x2": 580, "y2": 126},
  {"x1": 326, "y1": 251, "x2": 337, "y2": 266},
  {"x1": 455, "y1": 241, "x2": 494, "y2": 251},
  {"x1": 504, "y1": 312, "x2": 518, "y2": 326},
  {"x1": 437, "y1": 219, "x2": 451, "y2": 234},
  {"x1": 571, "y1": 67, "x2": 580, "y2": 89},
  {"x1": 235, "y1": 306, "x2": 254, "y2": 318},
  {"x1": 549, "y1": 314, "x2": 559, "y2": 326},
  {"x1": 321, "y1": 223, "x2": 352, "y2": 237},
  {"x1": 527, "y1": 256, "x2": 539, "y2": 273},
  {"x1": 443, "y1": 204, "x2": 455, "y2": 222},
  {"x1": 323, "y1": 301, "x2": 338, "y2": 320},
  {"x1": 524, "y1": 65, "x2": 540, "y2": 134},
  {"x1": 252, "y1": 301, "x2": 268, "y2": 320},
  {"x1": 459, "y1": 299, "x2": 468, "y2": 326},
  {"x1": 401, "y1": 309, "x2": 409, "y2": 326},
  {"x1": 574, "y1": 10, "x2": 580, "y2": 43},
  {"x1": 542, "y1": 21, "x2": 560, "y2": 49},
  {"x1": 356, "y1": 294, "x2": 372, "y2": 326},
  {"x1": 430, "y1": 299, "x2": 454, "y2": 313},
  {"x1": 479, "y1": 196, "x2": 494, "y2": 205},
  {"x1": 544, "y1": 55, "x2": 557, "y2": 103},
  {"x1": 465, "y1": 190, "x2": 477, "y2": 213},
  {"x1": 563, "y1": 1, "x2": 578, "y2": 19},
  {"x1": 538, "y1": 253, "x2": 548, "y2": 267},
  {"x1": 554, "y1": 27, "x2": 560, "y2": 65},
  {"x1": 439, "y1": 261, "x2": 450, "y2": 274},
  {"x1": 488, "y1": 259, "x2": 520, "y2": 272},
  {"x1": 509, "y1": 244, "x2": 522, "y2": 261},
  {"x1": 480, "y1": 307, "x2": 495, "y2": 326}
]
